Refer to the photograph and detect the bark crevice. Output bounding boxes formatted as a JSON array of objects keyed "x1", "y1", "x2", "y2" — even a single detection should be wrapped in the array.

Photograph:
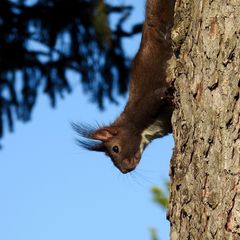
[{"x1": 168, "y1": 0, "x2": 240, "y2": 239}]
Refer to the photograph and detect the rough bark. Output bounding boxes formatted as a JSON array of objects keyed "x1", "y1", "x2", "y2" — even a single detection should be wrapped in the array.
[{"x1": 168, "y1": 0, "x2": 240, "y2": 239}]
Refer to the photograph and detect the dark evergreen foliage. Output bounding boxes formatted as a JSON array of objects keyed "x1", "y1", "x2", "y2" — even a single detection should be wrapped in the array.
[{"x1": 0, "y1": 0, "x2": 142, "y2": 142}]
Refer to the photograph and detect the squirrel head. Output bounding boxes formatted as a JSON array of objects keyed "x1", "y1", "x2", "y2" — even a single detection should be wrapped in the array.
[{"x1": 72, "y1": 123, "x2": 142, "y2": 174}]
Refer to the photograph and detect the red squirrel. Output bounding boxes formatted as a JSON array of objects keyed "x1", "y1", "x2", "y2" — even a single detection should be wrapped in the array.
[{"x1": 73, "y1": 0, "x2": 175, "y2": 174}]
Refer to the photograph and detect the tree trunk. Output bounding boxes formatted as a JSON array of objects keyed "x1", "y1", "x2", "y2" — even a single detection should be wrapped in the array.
[{"x1": 168, "y1": 0, "x2": 240, "y2": 239}]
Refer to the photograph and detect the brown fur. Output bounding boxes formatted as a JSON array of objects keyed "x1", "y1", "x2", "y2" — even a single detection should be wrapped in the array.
[{"x1": 73, "y1": 0, "x2": 175, "y2": 174}]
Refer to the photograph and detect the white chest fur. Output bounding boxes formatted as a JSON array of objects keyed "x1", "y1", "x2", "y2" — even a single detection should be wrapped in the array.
[{"x1": 140, "y1": 120, "x2": 166, "y2": 154}]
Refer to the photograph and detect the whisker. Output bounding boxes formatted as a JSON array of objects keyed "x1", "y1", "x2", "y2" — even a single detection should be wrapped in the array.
[
  {"x1": 129, "y1": 171, "x2": 146, "y2": 188},
  {"x1": 132, "y1": 168, "x2": 160, "y2": 185}
]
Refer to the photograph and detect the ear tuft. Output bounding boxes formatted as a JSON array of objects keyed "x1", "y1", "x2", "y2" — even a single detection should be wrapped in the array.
[
  {"x1": 91, "y1": 127, "x2": 118, "y2": 141},
  {"x1": 71, "y1": 122, "x2": 118, "y2": 150},
  {"x1": 75, "y1": 139, "x2": 105, "y2": 152},
  {"x1": 71, "y1": 122, "x2": 96, "y2": 138},
  {"x1": 71, "y1": 122, "x2": 106, "y2": 152}
]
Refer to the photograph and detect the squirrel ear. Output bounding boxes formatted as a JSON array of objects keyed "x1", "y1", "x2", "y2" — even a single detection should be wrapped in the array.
[{"x1": 91, "y1": 127, "x2": 118, "y2": 141}]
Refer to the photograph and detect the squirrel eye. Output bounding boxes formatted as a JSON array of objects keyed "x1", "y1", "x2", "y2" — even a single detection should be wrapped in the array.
[{"x1": 112, "y1": 145, "x2": 119, "y2": 153}]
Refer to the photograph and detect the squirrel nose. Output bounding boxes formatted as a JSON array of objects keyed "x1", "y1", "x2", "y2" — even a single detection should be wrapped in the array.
[
  {"x1": 119, "y1": 158, "x2": 138, "y2": 174},
  {"x1": 119, "y1": 166, "x2": 135, "y2": 174}
]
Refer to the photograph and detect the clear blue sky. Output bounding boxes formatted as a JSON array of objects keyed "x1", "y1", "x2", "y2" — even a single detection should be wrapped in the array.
[{"x1": 0, "y1": 1, "x2": 173, "y2": 240}]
